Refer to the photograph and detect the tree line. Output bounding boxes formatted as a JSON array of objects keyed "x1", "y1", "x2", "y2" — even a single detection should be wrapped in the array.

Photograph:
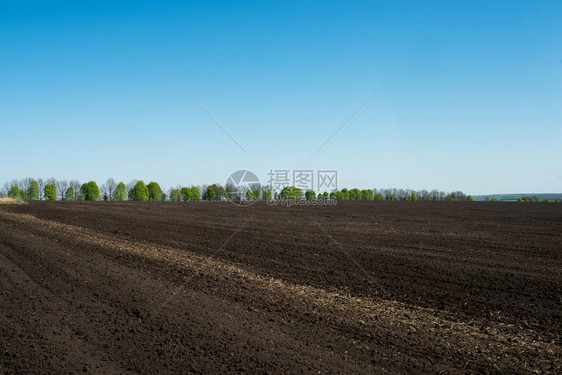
[
  {"x1": 515, "y1": 196, "x2": 560, "y2": 203},
  {"x1": 1, "y1": 178, "x2": 191, "y2": 202},
  {"x1": 1, "y1": 177, "x2": 472, "y2": 202},
  {"x1": 2, "y1": 177, "x2": 559, "y2": 203}
]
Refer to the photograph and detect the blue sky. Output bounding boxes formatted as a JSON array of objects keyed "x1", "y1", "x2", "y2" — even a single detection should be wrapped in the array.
[{"x1": 1, "y1": 1, "x2": 560, "y2": 194}]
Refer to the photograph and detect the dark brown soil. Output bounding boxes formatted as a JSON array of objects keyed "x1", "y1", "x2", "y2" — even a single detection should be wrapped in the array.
[{"x1": 1, "y1": 201, "x2": 560, "y2": 374}]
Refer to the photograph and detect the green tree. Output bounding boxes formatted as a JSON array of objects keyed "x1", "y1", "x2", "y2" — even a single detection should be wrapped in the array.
[
  {"x1": 114, "y1": 183, "x2": 127, "y2": 201},
  {"x1": 245, "y1": 190, "x2": 255, "y2": 200},
  {"x1": 181, "y1": 187, "x2": 193, "y2": 202},
  {"x1": 130, "y1": 181, "x2": 149, "y2": 201},
  {"x1": 169, "y1": 189, "x2": 181, "y2": 201},
  {"x1": 305, "y1": 190, "x2": 316, "y2": 200},
  {"x1": 64, "y1": 187, "x2": 75, "y2": 201},
  {"x1": 147, "y1": 181, "x2": 162, "y2": 201},
  {"x1": 332, "y1": 191, "x2": 344, "y2": 200},
  {"x1": 207, "y1": 184, "x2": 221, "y2": 200},
  {"x1": 280, "y1": 186, "x2": 302, "y2": 200},
  {"x1": 349, "y1": 190, "x2": 357, "y2": 200},
  {"x1": 191, "y1": 186, "x2": 201, "y2": 201},
  {"x1": 9, "y1": 185, "x2": 25, "y2": 199},
  {"x1": 490, "y1": 197, "x2": 499, "y2": 202},
  {"x1": 375, "y1": 193, "x2": 384, "y2": 200},
  {"x1": 360, "y1": 190, "x2": 373, "y2": 200},
  {"x1": 264, "y1": 190, "x2": 273, "y2": 200},
  {"x1": 341, "y1": 188, "x2": 349, "y2": 200},
  {"x1": 252, "y1": 190, "x2": 260, "y2": 200},
  {"x1": 411, "y1": 191, "x2": 419, "y2": 201},
  {"x1": 467, "y1": 195, "x2": 475, "y2": 202},
  {"x1": 350, "y1": 188, "x2": 360, "y2": 200},
  {"x1": 27, "y1": 180, "x2": 40, "y2": 200},
  {"x1": 44, "y1": 183, "x2": 57, "y2": 201},
  {"x1": 80, "y1": 181, "x2": 100, "y2": 201},
  {"x1": 206, "y1": 186, "x2": 216, "y2": 201},
  {"x1": 225, "y1": 186, "x2": 233, "y2": 199}
]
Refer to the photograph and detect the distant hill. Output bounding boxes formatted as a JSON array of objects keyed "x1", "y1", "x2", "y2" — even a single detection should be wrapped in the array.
[{"x1": 472, "y1": 194, "x2": 562, "y2": 202}]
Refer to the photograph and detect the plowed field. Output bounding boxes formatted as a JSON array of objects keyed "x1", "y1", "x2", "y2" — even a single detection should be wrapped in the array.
[{"x1": 1, "y1": 201, "x2": 560, "y2": 374}]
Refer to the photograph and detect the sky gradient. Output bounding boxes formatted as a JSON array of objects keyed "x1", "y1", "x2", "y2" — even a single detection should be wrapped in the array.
[{"x1": 1, "y1": 1, "x2": 561, "y2": 194}]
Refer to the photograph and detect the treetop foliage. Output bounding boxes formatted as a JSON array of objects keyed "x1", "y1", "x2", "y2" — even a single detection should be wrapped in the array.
[
  {"x1": 206, "y1": 186, "x2": 216, "y2": 201},
  {"x1": 27, "y1": 180, "x2": 40, "y2": 200},
  {"x1": 280, "y1": 186, "x2": 303, "y2": 200},
  {"x1": 147, "y1": 181, "x2": 163, "y2": 202},
  {"x1": 181, "y1": 187, "x2": 193, "y2": 202},
  {"x1": 80, "y1": 181, "x2": 100, "y2": 201},
  {"x1": 44, "y1": 183, "x2": 57, "y2": 201},
  {"x1": 64, "y1": 187, "x2": 75, "y2": 201},
  {"x1": 130, "y1": 181, "x2": 149, "y2": 202},
  {"x1": 169, "y1": 188, "x2": 181, "y2": 202},
  {"x1": 191, "y1": 186, "x2": 201, "y2": 201},
  {"x1": 114, "y1": 182, "x2": 127, "y2": 201}
]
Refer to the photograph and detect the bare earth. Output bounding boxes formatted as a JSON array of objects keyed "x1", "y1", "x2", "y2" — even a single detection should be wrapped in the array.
[{"x1": 0, "y1": 201, "x2": 560, "y2": 374}]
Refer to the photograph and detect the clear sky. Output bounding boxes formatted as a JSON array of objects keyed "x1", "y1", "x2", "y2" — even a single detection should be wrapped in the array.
[{"x1": 1, "y1": 1, "x2": 561, "y2": 194}]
